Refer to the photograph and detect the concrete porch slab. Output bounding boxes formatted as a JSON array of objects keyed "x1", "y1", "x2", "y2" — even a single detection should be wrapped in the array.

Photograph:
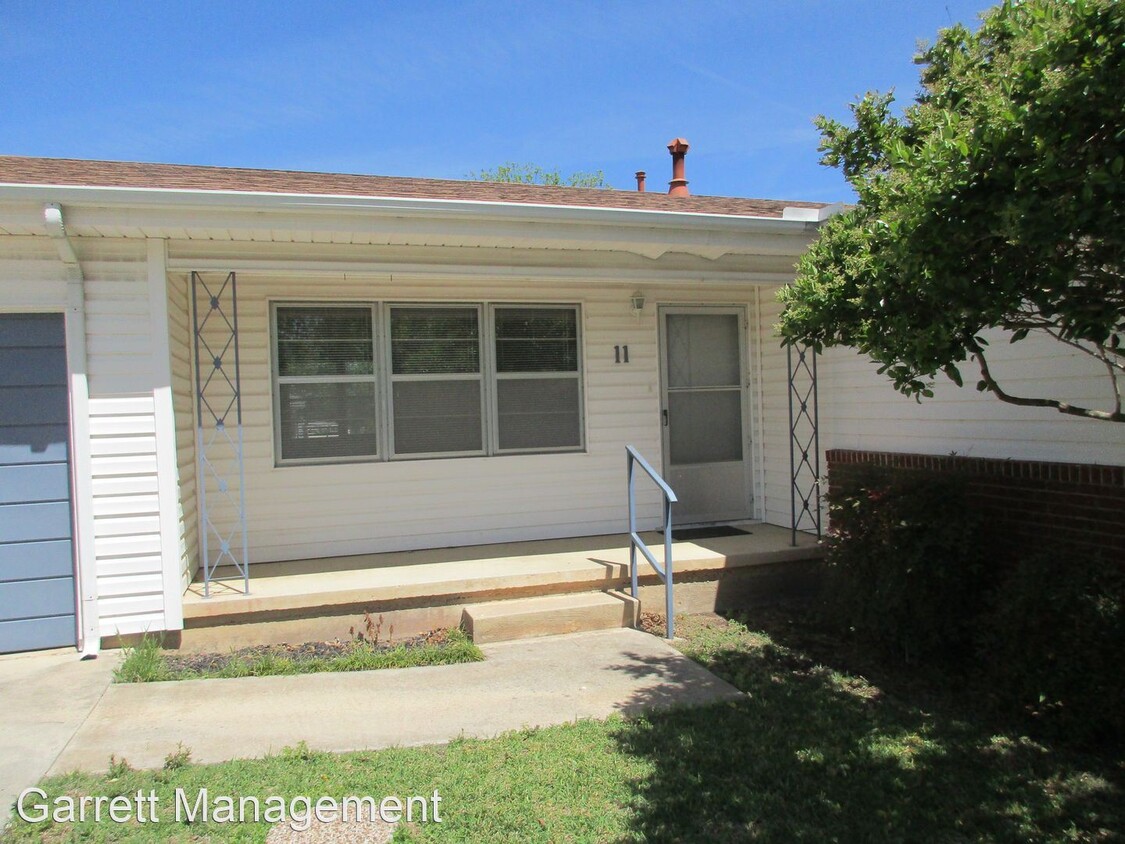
[
  {"x1": 182, "y1": 524, "x2": 822, "y2": 624},
  {"x1": 49, "y1": 628, "x2": 742, "y2": 775}
]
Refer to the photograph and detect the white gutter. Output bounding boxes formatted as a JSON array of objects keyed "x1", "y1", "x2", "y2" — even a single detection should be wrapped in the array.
[
  {"x1": 43, "y1": 203, "x2": 100, "y2": 658},
  {"x1": 6, "y1": 183, "x2": 825, "y2": 236}
]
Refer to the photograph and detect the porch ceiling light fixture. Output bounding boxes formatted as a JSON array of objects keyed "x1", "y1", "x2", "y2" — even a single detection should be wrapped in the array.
[{"x1": 630, "y1": 290, "x2": 646, "y2": 315}]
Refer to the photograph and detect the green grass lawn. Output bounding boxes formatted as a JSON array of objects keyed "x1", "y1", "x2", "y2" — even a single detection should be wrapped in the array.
[{"x1": 5, "y1": 612, "x2": 1121, "y2": 843}]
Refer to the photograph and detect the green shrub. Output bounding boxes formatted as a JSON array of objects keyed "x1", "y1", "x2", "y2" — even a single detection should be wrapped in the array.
[
  {"x1": 824, "y1": 466, "x2": 985, "y2": 663},
  {"x1": 983, "y1": 551, "x2": 1125, "y2": 746}
]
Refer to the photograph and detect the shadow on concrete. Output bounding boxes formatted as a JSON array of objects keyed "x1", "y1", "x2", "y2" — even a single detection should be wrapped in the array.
[{"x1": 603, "y1": 649, "x2": 741, "y2": 716}]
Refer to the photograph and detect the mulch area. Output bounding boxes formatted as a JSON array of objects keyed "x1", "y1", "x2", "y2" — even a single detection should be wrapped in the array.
[{"x1": 165, "y1": 629, "x2": 457, "y2": 674}]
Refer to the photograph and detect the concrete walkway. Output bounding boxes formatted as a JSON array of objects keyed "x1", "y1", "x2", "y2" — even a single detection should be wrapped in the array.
[
  {"x1": 3, "y1": 628, "x2": 740, "y2": 815},
  {"x1": 0, "y1": 647, "x2": 118, "y2": 818}
]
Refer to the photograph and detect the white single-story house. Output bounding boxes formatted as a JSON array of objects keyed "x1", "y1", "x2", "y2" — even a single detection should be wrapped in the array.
[{"x1": 2, "y1": 148, "x2": 1121, "y2": 655}]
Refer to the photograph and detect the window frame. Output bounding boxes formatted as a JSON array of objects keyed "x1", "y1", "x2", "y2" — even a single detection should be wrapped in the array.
[
  {"x1": 271, "y1": 302, "x2": 382, "y2": 466},
  {"x1": 488, "y1": 303, "x2": 585, "y2": 455},
  {"x1": 270, "y1": 300, "x2": 585, "y2": 466},
  {"x1": 385, "y1": 302, "x2": 489, "y2": 461}
]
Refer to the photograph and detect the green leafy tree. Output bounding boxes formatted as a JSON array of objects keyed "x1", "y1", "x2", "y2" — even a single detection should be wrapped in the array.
[
  {"x1": 778, "y1": 0, "x2": 1124, "y2": 422},
  {"x1": 469, "y1": 162, "x2": 610, "y2": 188}
]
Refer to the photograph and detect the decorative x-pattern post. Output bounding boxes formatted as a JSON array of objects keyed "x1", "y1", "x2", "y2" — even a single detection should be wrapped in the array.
[
  {"x1": 787, "y1": 343, "x2": 822, "y2": 545},
  {"x1": 191, "y1": 271, "x2": 249, "y2": 596}
]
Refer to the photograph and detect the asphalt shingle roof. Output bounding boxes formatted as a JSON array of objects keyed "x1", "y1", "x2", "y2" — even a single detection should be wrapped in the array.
[{"x1": 0, "y1": 155, "x2": 827, "y2": 219}]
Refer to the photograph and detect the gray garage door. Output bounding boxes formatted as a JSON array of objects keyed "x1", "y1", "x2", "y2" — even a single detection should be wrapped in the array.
[{"x1": 0, "y1": 314, "x2": 77, "y2": 653}]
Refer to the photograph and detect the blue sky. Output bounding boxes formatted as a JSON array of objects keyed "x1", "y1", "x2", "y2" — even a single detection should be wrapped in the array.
[{"x1": 1, "y1": 1, "x2": 994, "y2": 202}]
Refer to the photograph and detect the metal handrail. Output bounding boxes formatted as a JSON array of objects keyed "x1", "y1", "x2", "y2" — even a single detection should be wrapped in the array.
[{"x1": 626, "y1": 445, "x2": 678, "y2": 639}]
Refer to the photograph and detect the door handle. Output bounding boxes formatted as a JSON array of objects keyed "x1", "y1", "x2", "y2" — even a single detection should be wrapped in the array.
[{"x1": 662, "y1": 408, "x2": 668, "y2": 427}]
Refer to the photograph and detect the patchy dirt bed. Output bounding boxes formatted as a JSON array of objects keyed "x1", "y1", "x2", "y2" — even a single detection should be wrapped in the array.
[{"x1": 165, "y1": 629, "x2": 459, "y2": 675}]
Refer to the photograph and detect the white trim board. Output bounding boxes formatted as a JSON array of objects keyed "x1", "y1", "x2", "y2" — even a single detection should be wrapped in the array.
[{"x1": 147, "y1": 238, "x2": 184, "y2": 629}]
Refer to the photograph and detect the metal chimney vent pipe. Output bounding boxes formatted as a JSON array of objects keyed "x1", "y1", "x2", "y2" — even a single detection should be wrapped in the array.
[{"x1": 667, "y1": 138, "x2": 690, "y2": 196}]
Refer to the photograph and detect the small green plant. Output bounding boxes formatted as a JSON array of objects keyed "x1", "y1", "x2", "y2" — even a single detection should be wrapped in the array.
[
  {"x1": 106, "y1": 755, "x2": 132, "y2": 779},
  {"x1": 823, "y1": 466, "x2": 985, "y2": 663},
  {"x1": 114, "y1": 634, "x2": 170, "y2": 683},
  {"x1": 238, "y1": 651, "x2": 297, "y2": 677},
  {"x1": 279, "y1": 740, "x2": 319, "y2": 763},
  {"x1": 163, "y1": 743, "x2": 192, "y2": 771}
]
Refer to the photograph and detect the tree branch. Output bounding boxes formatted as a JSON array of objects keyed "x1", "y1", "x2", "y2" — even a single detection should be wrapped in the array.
[
  {"x1": 1000, "y1": 314, "x2": 1125, "y2": 371},
  {"x1": 973, "y1": 350, "x2": 1125, "y2": 423},
  {"x1": 1036, "y1": 326, "x2": 1125, "y2": 374},
  {"x1": 1104, "y1": 354, "x2": 1123, "y2": 418}
]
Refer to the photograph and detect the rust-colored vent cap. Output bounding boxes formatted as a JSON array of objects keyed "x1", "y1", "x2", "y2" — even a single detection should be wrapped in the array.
[{"x1": 667, "y1": 137, "x2": 690, "y2": 196}]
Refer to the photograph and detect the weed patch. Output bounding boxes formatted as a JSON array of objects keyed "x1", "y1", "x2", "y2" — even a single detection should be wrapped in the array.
[{"x1": 114, "y1": 628, "x2": 482, "y2": 683}]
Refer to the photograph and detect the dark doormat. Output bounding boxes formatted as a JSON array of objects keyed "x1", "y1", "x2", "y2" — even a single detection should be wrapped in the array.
[{"x1": 672, "y1": 526, "x2": 753, "y2": 541}]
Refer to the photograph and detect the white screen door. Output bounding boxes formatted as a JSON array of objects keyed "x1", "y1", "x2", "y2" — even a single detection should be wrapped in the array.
[{"x1": 659, "y1": 307, "x2": 752, "y2": 525}]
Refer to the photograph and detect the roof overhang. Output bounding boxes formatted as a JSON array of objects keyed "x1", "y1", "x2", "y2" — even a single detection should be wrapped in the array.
[{"x1": 0, "y1": 182, "x2": 833, "y2": 262}]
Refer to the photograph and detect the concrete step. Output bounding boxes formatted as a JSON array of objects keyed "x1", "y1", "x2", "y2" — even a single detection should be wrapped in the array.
[{"x1": 462, "y1": 590, "x2": 639, "y2": 644}]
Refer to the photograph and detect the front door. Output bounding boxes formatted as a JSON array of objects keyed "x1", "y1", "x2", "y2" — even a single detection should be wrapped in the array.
[{"x1": 659, "y1": 307, "x2": 751, "y2": 526}]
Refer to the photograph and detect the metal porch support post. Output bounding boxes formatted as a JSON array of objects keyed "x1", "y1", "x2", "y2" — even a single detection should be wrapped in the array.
[
  {"x1": 191, "y1": 271, "x2": 250, "y2": 596},
  {"x1": 787, "y1": 343, "x2": 822, "y2": 546}
]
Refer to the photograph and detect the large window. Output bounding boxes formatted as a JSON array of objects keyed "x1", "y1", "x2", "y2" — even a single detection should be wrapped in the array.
[
  {"x1": 389, "y1": 305, "x2": 484, "y2": 457},
  {"x1": 493, "y1": 306, "x2": 581, "y2": 452},
  {"x1": 274, "y1": 306, "x2": 379, "y2": 462},
  {"x1": 272, "y1": 303, "x2": 583, "y2": 464}
]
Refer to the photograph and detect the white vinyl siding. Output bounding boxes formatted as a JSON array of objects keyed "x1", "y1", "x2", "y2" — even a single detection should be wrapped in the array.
[
  {"x1": 80, "y1": 239, "x2": 168, "y2": 638},
  {"x1": 0, "y1": 236, "x2": 70, "y2": 307},
  {"x1": 818, "y1": 327, "x2": 1125, "y2": 464}
]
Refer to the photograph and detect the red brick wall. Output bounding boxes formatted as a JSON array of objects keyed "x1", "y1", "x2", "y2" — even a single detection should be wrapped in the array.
[{"x1": 826, "y1": 450, "x2": 1125, "y2": 560}]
